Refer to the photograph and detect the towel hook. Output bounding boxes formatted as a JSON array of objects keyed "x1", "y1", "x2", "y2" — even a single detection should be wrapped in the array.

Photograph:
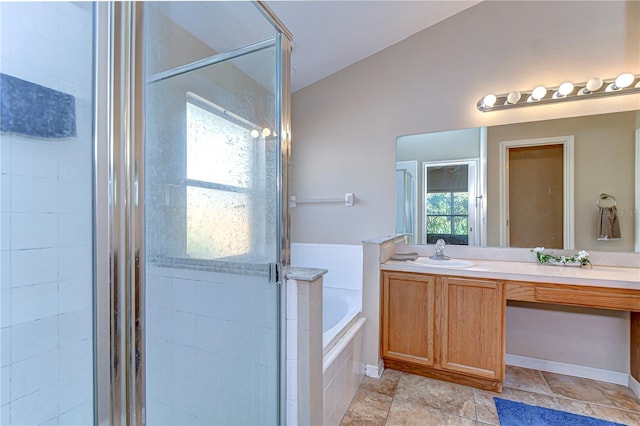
[{"x1": 596, "y1": 193, "x2": 616, "y2": 208}]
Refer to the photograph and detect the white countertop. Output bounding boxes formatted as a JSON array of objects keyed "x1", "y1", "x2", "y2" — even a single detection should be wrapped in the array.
[{"x1": 382, "y1": 259, "x2": 640, "y2": 291}]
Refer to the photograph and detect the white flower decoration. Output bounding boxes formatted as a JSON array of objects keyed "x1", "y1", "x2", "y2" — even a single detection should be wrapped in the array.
[{"x1": 530, "y1": 247, "x2": 591, "y2": 267}]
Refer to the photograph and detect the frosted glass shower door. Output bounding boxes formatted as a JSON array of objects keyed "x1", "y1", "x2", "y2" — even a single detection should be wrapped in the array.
[{"x1": 143, "y1": 9, "x2": 282, "y2": 423}]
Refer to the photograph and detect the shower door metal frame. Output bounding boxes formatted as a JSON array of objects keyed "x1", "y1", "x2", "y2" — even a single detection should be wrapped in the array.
[
  {"x1": 94, "y1": 2, "x2": 115, "y2": 424},
  {"x1": 114, "y1": 2, "x2": 145, "y2": 424},
  {"x1": 95, "y1": 2, "x2": 145, "y2": 425},
  {"x1": 256, "y1": 3, "x2": 293, "y2": 421},
  {"x1": 275, "y1": 29, "x2": 292, "y2": 426}
]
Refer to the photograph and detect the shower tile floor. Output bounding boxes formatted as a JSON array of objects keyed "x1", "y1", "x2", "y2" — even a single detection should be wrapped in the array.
[{"x1": 339, "y1": 366, "x2": 640, "y2": 425}]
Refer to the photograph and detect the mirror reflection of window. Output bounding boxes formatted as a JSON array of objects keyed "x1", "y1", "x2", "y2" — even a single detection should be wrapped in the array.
[
  {"x1": 426, "y1": 191, "x2": 468, "y2": 243},
  {"x1": 424, "y1": 162, "x2": 477, "y2": 245}
]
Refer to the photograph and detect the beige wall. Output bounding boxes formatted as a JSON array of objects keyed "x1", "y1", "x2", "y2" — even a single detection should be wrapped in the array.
[
  {"x1": 291, "y1": 0, "x2": 639, "y2": 245},
  {"x1": 291, "y1": 1, "x2": 639, "y2": 375}
]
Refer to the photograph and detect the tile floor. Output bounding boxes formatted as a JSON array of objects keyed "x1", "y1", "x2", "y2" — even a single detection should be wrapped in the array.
[{"x1": 340, "y1": 366, "x2": 640, "y2": 425}]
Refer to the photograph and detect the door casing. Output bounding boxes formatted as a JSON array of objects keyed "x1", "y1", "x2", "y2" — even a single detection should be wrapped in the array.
[{"x1": 499, "y1": 135, "x2": 575, "y2": 249}]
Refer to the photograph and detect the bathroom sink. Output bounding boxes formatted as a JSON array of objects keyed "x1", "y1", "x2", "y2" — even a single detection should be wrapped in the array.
[{"x1": 406, "y1": 257, "x2": 475, "y2": 268}]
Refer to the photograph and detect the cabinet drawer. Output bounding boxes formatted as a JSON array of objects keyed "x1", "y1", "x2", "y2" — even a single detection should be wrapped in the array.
[
  {"x1": 535, "y1": 287, "x2": 640, "y2": 311},
  {"x1": 505, "y1": 282, "x2": 536, "y2": 302}
]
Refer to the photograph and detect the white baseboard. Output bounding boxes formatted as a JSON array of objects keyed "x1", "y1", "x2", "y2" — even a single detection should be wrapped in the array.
[
  {"x1": 367, "y1": 354, "x2": 632, "y2": 390},
  {"x1": 506, "y1": 354, "x2": 629, "y2": 386},
  {"x1": 630, "y1": 375, "x2": 640, "y2": 399},
  {"x1": 365, "y1": 359, "x2": 384, "y2": 378}
]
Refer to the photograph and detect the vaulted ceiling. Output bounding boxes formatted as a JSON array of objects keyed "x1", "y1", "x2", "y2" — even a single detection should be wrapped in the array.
[{"x1": 266, "y1": 1, "x2": 481, "y2": 92}]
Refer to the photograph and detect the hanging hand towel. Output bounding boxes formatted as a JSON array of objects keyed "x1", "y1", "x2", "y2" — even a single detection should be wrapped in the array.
[{"x1": 597, "y1": 206, "x2": 621, "y2": 240}]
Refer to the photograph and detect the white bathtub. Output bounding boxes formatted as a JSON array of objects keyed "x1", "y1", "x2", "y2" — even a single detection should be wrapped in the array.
[
  {"x1": 323, "y1": 287, "x2": 361, "y2": 351},
  {"x1": 322, "y1": 287, "x2": 365, "y2": 425}
]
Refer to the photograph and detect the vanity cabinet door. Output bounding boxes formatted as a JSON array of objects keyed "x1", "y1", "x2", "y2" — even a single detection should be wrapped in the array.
[
  {"x1": 439, "y1": 276, "x2": 505, "y2": 381},
  {"x1": 381, "y1": 272, "x2": 436, "y2": 367}
]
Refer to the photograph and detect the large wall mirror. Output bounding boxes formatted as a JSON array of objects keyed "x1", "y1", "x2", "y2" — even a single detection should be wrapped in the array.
[{"x1": 396, "y1": 110, "x2": 640, "y2": 253}]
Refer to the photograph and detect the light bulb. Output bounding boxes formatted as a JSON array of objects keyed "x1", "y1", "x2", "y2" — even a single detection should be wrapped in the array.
[
  {"x1": 482, "y1": 94, "x2": 497, "y2": 108},
  {"x1": 558, "y1": 82, "x2": 574, "y2": 96},
  {"x1": 614, "y1": 72, "x2": 634, "y2": 89},
  {"x1": 262, "y1": 128, "x2": 271, "y2": 137},
  {"x1": 552, "y1": 82, "x2": 575, "y2": 99},
  {"x1": 529, "y1": 86, "x2": 547, "y2": 102},
  {"x1": 583, "y1": 77, "x2": 603, "y2": 94},
  {"x1": 506, "y1": 91, "x2": 521, "y2": 104},
  {"x1": 251, "y1": 129, "x2": 260, "y2": 138}
]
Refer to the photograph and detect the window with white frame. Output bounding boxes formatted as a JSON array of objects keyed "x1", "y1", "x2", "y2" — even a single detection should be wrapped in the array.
[
  {"x1": 423, "y1": 161, "x2": 477, "y2": 245},
  {"x1": 185, "y1": 96, "x2": 255, "y2": 260}
]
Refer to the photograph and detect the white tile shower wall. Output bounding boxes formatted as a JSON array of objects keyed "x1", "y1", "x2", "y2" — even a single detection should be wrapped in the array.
[
  {"x1": 146, "y1": 264, "x2": 279, "y2": 425},
  {"x1": 291, "y1": 243, "x2": 363, "y2": 292},
  {"x1": 0, "y1": 3, "x2": 94, "y2": 424}
]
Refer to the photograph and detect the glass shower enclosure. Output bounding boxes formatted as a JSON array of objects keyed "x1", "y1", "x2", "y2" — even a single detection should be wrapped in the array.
[
  {"x1": 141, "y1": 2, "x2": 291, "y2": 424},
  {"x1": 1, "y1": 1, "x2": 291, "y2": 424}
]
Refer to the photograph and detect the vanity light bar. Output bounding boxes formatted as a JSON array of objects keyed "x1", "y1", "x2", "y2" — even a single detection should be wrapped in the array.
[{"x1": 477, "y1": 73, "x2": 640, "y2": 112}]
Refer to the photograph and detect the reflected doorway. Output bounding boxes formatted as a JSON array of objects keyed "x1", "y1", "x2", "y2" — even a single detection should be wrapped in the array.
[
  {"x1": 499, "y1": 136, "x2": 575, "y2": 249},
  {"x1": 509, "y1": 144, "x2": 563, "y2": 248}
]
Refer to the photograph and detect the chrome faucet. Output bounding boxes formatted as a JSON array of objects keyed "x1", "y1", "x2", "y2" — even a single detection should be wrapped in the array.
[{"x1": 430, "y1": 239, "x2": 450, "y2": 260}]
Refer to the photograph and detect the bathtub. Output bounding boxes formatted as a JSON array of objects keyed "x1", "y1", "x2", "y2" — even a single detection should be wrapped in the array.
[
  {"x1": 322, "y1": 287, "x2": 366, "y2": 425},
  {"x1": 323, "y1": 287, "x2": 362, "y2": 351}
]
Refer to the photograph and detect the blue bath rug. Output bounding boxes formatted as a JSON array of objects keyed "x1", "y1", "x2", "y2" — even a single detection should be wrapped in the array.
[{"x1": 494, "y1": 397, "x2": 625, "y2": 426}]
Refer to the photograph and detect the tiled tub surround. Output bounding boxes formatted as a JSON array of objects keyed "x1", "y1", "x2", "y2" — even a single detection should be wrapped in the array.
[
  {"x1": 291, "y1": 243, "x2": 363, "y2": 295},
  {"x1": 145, "y1": 264, "x2": 279, "y2": 425},
  {"x1": 285, "y1": 270, "x2": 367, "y2": 426},
  {"x1": 290, "y1": 243, "x2": 366, "y2": 425},
  {"x1": 1, "y1": 3, "x2": 95, "y2": 425},
  {"x1": 362, "y1": 237, "x2": 640, "y2": 399},
  {"x1": 286, "y1": 268, "x2": 325, "y2": 426},
  {"x1": 322, "y1": 286, "x2": 366, "y2": 426},
  {"x1": 323, "y1": 314, "x2": 366, "y2": 426}
]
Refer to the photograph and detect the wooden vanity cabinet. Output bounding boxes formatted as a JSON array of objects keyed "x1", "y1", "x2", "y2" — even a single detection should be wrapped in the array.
[
  {"x1": 440, "y1": 276, "x2": 505, "y2": 381},
  {"x1": 381, "y1": 271, "x2": 505, "y2": 392},
  {"x1": 381, "y1": 272, "x2": 436, "y2": 367}
]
